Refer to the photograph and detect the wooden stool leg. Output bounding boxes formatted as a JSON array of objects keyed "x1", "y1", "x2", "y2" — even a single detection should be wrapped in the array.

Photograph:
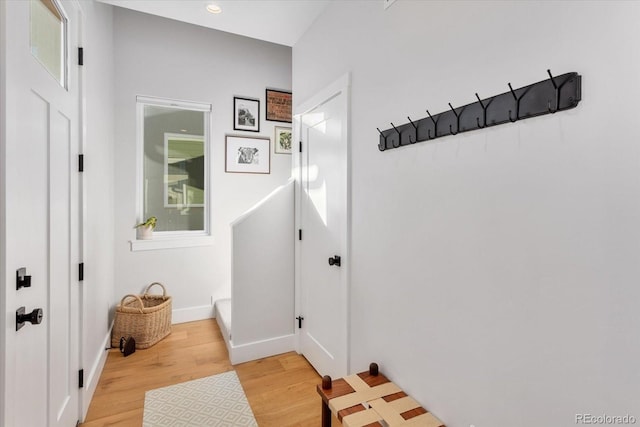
[
  {"x1": 322, "y1": 400, "x2": 331, "y2": 427},
  {"x1": 321, "y1": 375, "x2": 332, "y2": 427}
]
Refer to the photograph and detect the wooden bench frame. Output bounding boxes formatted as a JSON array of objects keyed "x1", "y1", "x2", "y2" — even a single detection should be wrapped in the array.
[{"x1": 316, "y1": 363, "x2": 445, "y2": 427}]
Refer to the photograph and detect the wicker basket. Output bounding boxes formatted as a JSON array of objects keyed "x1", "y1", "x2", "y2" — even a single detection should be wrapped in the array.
[{"x1": 111, "y1": 282, "x2": 172, "y2": 349}]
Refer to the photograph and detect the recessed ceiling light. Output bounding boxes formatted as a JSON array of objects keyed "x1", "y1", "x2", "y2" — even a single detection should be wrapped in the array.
[{"x1": 206, "y1": 4, "x2": 222, "y2": 14}]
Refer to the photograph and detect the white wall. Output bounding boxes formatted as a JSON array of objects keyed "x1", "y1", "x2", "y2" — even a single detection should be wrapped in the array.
[
  {"x1": 80, "y1": 0, "x2": 116, "y2": 417},
  {"x1": 294, "y1": 2, "x2": 640, "y2": 426},
  {"x1": 113, "y1": 9, "x2": 292, "y2": 322},
  {"x1": 231, "y1": 179, "x2": 294, "y2": 345}
]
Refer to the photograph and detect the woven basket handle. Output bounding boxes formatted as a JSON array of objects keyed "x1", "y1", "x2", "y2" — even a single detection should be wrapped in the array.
[
  {"x1": 144, "y1": 282, "x2": 167, "y2": 297},
  {"x1": 120, "y1": 294, "x2": 144, "y2": 313}
]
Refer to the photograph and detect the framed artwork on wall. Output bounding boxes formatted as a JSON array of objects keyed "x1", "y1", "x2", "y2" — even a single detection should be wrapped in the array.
[
  {"x1": 265, "y1": 88, "x2": 292, "y2": 123},
  {"x1": 225, "y1": 135, "x2": 270, "y2": 174},
  {"x1": 274, "y1": 126, "x2": 292, "y2": 154},
  {"x1": 233, "y1": 96, "x2": 260, "y2": 132}
]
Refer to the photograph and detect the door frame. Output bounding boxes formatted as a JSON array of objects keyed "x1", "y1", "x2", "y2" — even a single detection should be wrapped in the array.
[
  {"x1": 76, "y1": 0, "x2": 87, "y2": 419},
  {"x1": 0, "y1": 0, "x2": 7, "y2": 422},
  {"x1": 293, "y1": 73, "x2": 351, "y2": 374}
]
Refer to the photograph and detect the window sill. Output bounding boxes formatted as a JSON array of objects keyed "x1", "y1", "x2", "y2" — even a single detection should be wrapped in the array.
[{"x1": 129, "y1": 235, "x2": 214, "y2": 252}]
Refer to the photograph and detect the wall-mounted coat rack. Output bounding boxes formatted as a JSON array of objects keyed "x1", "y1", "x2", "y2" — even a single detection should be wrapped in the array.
[{"x1": 377, "y1": 70, "x2": 581, "y2": 151}]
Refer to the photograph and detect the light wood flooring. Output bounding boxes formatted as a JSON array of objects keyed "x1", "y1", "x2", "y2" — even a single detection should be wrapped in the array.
[{"x1": 81, "y1": 319, "x2": 330, "y2": 426}]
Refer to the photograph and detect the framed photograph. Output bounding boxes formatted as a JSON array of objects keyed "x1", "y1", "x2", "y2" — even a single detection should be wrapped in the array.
[
  {"x1": 233, "y1": 96, "x2": 260, "y2": 132},
  {"x1": 265, "y1": 89, "x2": 292, "y2": 123},
  {"x1": 274, "y1": 126, "x2": 292, "y2": 154},
  {"x1": 225, "y1": 135, "x2": 270, "y2": 174}
]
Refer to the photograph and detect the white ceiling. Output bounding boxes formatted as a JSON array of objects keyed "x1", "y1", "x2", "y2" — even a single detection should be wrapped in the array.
[{"x1": 97, "y1": 0, "x2": 331, "y2": 47}]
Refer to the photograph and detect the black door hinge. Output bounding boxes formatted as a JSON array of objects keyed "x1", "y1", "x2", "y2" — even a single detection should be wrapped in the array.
[
  {"x1": 78, "y1": 369, "x2": 84, "y2": 388},
  {"x1": 78, "y1": 47, "x2": 84, "y2": 66},
  {"x1": 298, "y1": 229, "x2": 302, "y2": 241},
  {"x1": 296, "y1": 316, "x2": 304, "y2": 329},
  {"x1": 79, "y1": 263, "x2": 84, "y2": 282},
  {"x1": 299, "y1": 141, "x2": 302, "y2": 153},
  {"x1": 78, "y1": 154, "x2": 84, "y2": 172}
]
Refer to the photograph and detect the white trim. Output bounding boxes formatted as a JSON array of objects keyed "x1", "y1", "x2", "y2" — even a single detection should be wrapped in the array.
[
  {"x1": 215, "y1": 302, "x2": 231, "y2": 350},
  {"x1": 172, "y1": 305, "x2": 214, "y2": 324},
  {"x1": 81, "y1": 330, "x2": 110, "y2": 421},
  {"x1": 345, "y1": 77, "x2": 352, "y2": 375},
  {"x1": 136, "y1": 95, "x2": 212, "y2": 112},
  {"x1": 228, "y1": 334, "x2": 295, "y2": 365},
  {"x1": 295, "y1": 73, "x2": 351, "y2": 116},
  {"x1": 0, "y1": 1, "x2": 7, "y2": 423},
  {"x1": 129, "y1": 235, "x2": 214, "y2": 251},
  {"x1": 135, "y1": 100, "x2": 144, "y2": 230},
  {"x1": 214, "y1": 299, "x2": 294, "y2": 365},
  {"x1": 76, "y1": 2, "x2": 87, "y2": 425}
]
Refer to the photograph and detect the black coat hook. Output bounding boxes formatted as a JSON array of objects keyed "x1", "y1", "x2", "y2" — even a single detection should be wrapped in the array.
[
  {"x1": 390, "y1": 122, "x2": 402, "y2": 147},
  {"x1": 475, "y1": 92, "x2": 488, "y2": 129},
  {"x1": 448, "y1": 103, "x2": 460, "y2": 135},
  {"x1": 547, "y1": 69, "x2": 559, "y2": 113},
  {"x1": 508, "y1": 82, "x2": 519, "y2": 122},
  {"x1": 508, "y1": 82, "x2": 518, "y2": 100},
  {"x1": 407, "y1": 116, "x2": 418, "y2": 143},
  {"x1": 547, "y1": 69, "x2": 558, "y2": 88},
  {"x1": 377, "y1": 128, "x2": 388, "y2": 151},
  {"x1": 507, "y1": 83, "x2": 530, "y2": 123},
  {"x1": 508, "y1": 81, "x2": 533, "y2": 122},
  {"x1": 407, "y1": 116, "x2": 418, "y2": 129},
  {"x1": 426, "y1": 110, "x2": 438, "y2": 140}
]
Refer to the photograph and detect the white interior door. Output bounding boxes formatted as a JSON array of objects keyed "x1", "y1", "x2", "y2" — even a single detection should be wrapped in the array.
[
  {"x1": 3, "y1": 0, "x2": 81, "y2": 426},
  {"x1": 298, "y1": 76, "x2": 350, "y2": 379}
]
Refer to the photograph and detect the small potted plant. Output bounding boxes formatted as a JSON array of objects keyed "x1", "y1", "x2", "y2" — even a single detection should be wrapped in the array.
[{"x1": 135, "y1": 216, "x2": 157, "y2": 240}]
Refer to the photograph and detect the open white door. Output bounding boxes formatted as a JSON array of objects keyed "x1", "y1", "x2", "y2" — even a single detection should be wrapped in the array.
[
  {"x1": 2, "y1": 0, "x2": 81, "y2": 425},
  {"x1": 296, "y1": 74, "x2": 350, "y2": 379}
]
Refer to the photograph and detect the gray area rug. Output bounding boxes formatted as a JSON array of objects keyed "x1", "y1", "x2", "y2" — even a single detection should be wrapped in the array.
[{"x1": 143, "y1": 370, "x2": 258, "y2": 426}]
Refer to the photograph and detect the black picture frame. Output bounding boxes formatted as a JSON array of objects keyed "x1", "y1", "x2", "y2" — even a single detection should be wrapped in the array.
[
  {"x1": 233, "y1": 96, "x2": 260, "y2": 132},
  {"x1": 265, "y1": 89, "x2": 292, "y2": 123}
]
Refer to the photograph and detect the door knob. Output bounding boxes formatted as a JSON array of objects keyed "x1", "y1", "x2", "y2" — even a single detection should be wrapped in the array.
[
  {"x1": 328, "y1": 255, "x2": 341, "y2": 267},
  {"x1": 16, "y1": 307, "x2": 43, "y2": 331}
]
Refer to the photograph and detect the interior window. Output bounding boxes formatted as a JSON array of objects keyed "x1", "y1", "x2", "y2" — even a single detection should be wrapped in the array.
[
  {"x1": 30, "y1": 0, "x2": 66, "y2": 87},
  {"x1": 138, "y1": 97, "x2": 211, "y2": 235}
]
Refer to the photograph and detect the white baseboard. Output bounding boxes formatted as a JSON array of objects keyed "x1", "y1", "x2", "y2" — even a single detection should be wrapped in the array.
[
  {"x1": 81, "y1": 329, "x2": 110, "y2": 420},
  {"x1": 229, "y1": 334, "x2": 295, "y2": 365},
  {"x1": 215, "y1": 314, "x2": 231, "y2": 356},
  {"x1": 172, "y1": 305, "x2": 214, "y2": 324}
]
